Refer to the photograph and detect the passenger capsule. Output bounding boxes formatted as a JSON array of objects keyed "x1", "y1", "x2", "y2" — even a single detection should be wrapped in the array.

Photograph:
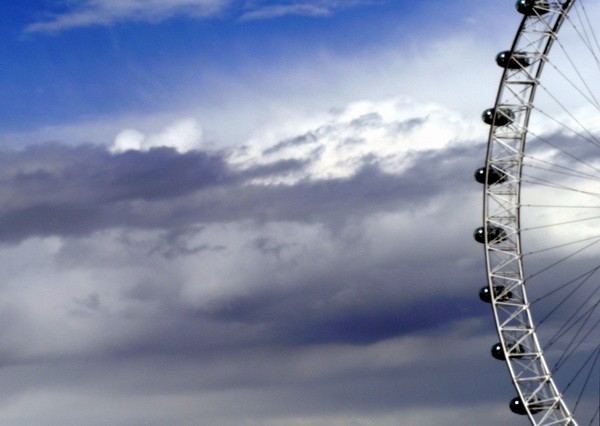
[
  {"x1": 491, "y1": 343, "x2": 525, "y2": 361},
  {"x1": 482, "y1": 108, "x2": 514, "y2": 126},
  {"x1": 491, "y1": 343, "x2": 505, "y2": 360},
  {"x1": 474, "y1": 227, "x2": 485, "y2": 243},
  {"x1": 510, "y1": 397, "x2": 543, "y2": 415},
  {"x1": 479, "y1": 286, "x2": 512, "y2": 303},
  {"x1": 516, "y1": 0, "x2": 549, "y2": 16},
  {"x1": 479, "y1": 286, "x2": 492, "y2": 303},
  {"x1": 473, "y1": 226, "x2": 506, "y2": 244},
  {"x1": 509, "y1": 397, "x2": 528, "y2": 415},
  {"x1": 474, "y1": 166, "x2": 506, "y2": 185},
  {"x1": 492, "y1": 342, "x2": 525, "y2": 360},
  {"x1": 496, "y1": 51, "x2": 532, "y2": 69}
]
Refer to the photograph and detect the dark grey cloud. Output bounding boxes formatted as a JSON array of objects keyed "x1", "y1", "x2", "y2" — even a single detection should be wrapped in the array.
[
  {"x1": 0, "y1": 141, "x2": 481, "y2": 243},
  {"x1": 0, "y1": 127, "x2": 555, "y2": 425},
  {"x1": 0, "y1": 143, "x2": 230, "y2": 202},
  {"x1": 348, "y1": 112, "x2": 384, "y2": 129},
  {"x1": 262, "y1": 132, "x2": 319, "y2": 155}
]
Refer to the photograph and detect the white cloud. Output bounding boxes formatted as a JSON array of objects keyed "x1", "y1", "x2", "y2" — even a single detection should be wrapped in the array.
[
  {"x1": 25, "y1": 0, "x2": 232, "y2": 33},
  {"x1": 111, "y1": 117, "x2": 203, "y2": 153},
  {"x1": 239, "y1": 0, "x2": 373, "y2": 21},
  {"x1": 230, "y1": 96, "x2": 485, "y2": 182},
  {"x1": 240, "y1": 3, "x2": 330, "y2": 21},
  {"x1": 1, "y1": 87, "x2": 592, "y2": 422},
  {"x1": 24, "y1": 0, "x2": 375, "y2": 32}
]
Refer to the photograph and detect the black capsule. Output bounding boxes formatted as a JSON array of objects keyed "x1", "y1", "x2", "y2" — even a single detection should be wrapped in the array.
[
  {"x1": 510, "y1": 397, "x2": 528, "y2": 415},
  {"x1": 474, "y1": 226, "x2": 506, "y2": 244},
  {"x1": 474, "y1": 167, "x2": 506, "y2": 185},
  {"x1": 492, "y1": 342, "x2": 525, "y2": 360},
  {"x1": 492, "y1": 343, "x2": 506, "y2": 360},
  {"x1": 496, "y1": 51, "x2": 532, "y2": 69},
  {"x1": 479, "y1": 286, "x2": 492, "y2": 303},
  {"x1": 510, "y1": 397, "x2": 543, "y2": 415},
  {"x1": 474, "y1": 227, "x2": 485, "y2": 243},
  {"x1": 516, "y1": 0, "x2": 549, "y2": 16},
  {"x1": 479, "y1": 286, "x2": 512, "y2": 303},
  {"x1": 482, "y1": 108, "x2": 514, "y2": 126}
]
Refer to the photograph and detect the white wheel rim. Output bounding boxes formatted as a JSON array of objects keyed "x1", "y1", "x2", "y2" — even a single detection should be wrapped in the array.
[{"x1": 482, "y1": 1, "x2": 599, "y2": 424}]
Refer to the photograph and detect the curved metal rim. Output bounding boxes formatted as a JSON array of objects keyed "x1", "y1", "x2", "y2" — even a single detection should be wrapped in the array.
[{"x1": 482, "y1": 1, "x2": 579, "y2": 425}]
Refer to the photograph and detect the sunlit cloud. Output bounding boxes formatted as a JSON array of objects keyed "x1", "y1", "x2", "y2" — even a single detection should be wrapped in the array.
[
  {"x1": 25, "y1": 0, "x2": 378, "y2": 33},
  {"x1": 111, "y1": 117, "x2": 204, "y2": 153},
  {"x1": 239, "y1": 0, "x2": 374, "y2": 21},
  {"x1": 25, "y1": 0, "x2": 233, "y2": 33}
]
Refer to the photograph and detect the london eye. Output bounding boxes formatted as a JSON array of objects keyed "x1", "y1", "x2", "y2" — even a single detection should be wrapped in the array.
[{"x1": 475, "y1": 0, "x2": 599, "y2": 424}]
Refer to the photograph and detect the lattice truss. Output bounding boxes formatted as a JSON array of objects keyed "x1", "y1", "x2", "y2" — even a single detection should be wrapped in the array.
[{"x1": 483, "y1": 1, "x2": 579, "y2": 425}]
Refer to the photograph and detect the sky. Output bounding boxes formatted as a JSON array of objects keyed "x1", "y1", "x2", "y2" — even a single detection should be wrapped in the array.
[{"x1": 0, "y1": 1, "x2": 593, "y2": 425}]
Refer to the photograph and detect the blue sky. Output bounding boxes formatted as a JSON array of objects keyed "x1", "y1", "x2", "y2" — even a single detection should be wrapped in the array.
[
  {"x1": 3, "y1": 1, "x2": 410, "y2": 131},
  {"x1": 0, "y1": 1, "x2": 596, "y2": 425},
  {"x1": 0, "y1": 0, "x2": 513, "y2": 141}
]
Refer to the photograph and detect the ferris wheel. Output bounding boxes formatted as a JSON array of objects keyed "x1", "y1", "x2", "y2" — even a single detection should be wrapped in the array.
[{"x1": 474, "y1": 0, "x2": 599, "y2": 424}]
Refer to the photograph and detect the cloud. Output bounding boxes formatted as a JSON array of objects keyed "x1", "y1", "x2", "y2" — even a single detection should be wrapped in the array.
[
  {"x1": 0, "y1": 97, "x2": 479, "y2": 244},
  {"x1": 24, "y1": 0, "x2": 377, "y2": 33},
  {"x1": 2, "y1": 101, "x2": 594, "y2": 423},
  {"x1": 0, "y1": 323, "x2": 513, "y2": 425},
  {"x1": 239, "y1": 0, "x2": 373, "y2": 20},
  {"x1": 0, "y1": 143, "x2": 233, "y2": 242},
  {"x1": 7, "y1": 2, "x2": 599, "y2": 422},
  {"x1": 25, "y1": 0, "x2": 233, "y2": 33},
  {"x1": 0, "y1": 96, "x2": 486, "y2": 347},
  {"x1": 1, "y1": 96, "x2": 593, "y2": 423},
  {"x1": 111, "y1": 117, "x2": 204, "y2": 153}
]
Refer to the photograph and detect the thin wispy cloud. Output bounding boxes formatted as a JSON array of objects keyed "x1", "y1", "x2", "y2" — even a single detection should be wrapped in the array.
[
  {"x1": 25, "y1": 0, "x2": 377, "y2": 33},
  {"x1": 25, "y1": 0, "x2": 233, "y2": 33},
  {"x1": 239, "y1": 0, "x2": 374, "y2": 20}
]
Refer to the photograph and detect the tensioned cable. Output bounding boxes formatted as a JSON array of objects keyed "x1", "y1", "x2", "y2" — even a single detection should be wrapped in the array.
[
  {"x1": 523, "y1": 162, "x2": 600, "y2": 182},
  {"x1": 521, "y1": 171, "x2": 600, "y2": 192},
  {"x1": 521, "y1": 178, "x2": 600, "y2": 198},
  {"x1": 524, "y1": 128, "x2": 600, "y2": 174},
  {"x1": 522, "y1": 234, "x2": 600, "y2": 256},
  {"x1": 539, "y1": 58, "x2": 600, "y2": 111},
  {"x1": 545, "y1": 298, "x2": 597, "y2": 350},
  {"x1": 579, "y1": 1, "x2": 600, "y2": 56},
  {"x1": 548, "y1": 15, "x2": 600, "y2": 113},
  {"x1": 520, "y1": 215, "x2": 600, "y2": 231},
  {"x1": 531, "y1": 264, "x2": 600, "y2": 304},
  {"x1": 522, "y1": 153, "x2": 600, "y2": 180},
  {"x1": 546, "y1": 300, "x2": 599, "y2": 351},
  {"x1": 536, "y1": 275, "x2": 599, "y2": 326},
  {"x1": 525, "y1": 236, "x2": 600, "y2": 279},
  {"x1": 588, "y1": 406, "x2": 599, "y2": 425},
  {"x1": 521, "y1": 204, "x2": 600, "y2": 208},
  {"x1": 563, "y1": 345, "x2": 600, "y2": 406},
  {"x1": 565, "y1": 4, "x2": 600, "y2": 75},
  {"x1": 562, "y1": 344, "x2": 600, "y2": 394},
  {"x1": 521, "y1": 165, "x2": 600, "y2": 193},
  {"x1": 532, "y1": 106, "x2": 600, "y2": 149},
  {"x1": 538, "y1": 49, "x2": 600, "y2": 111},
  {"x1": 571, "y1": 346, "x2": 599, "y2": 415},
  {"x1": 553, "y1": 312, "x2": 600, "y2": 373},
  {"x1": 571, "y1": 5, "x2": 598, "y2": 56},
  {"x1": 572, "y1": 1, "x2": 600, "y2": 72}
]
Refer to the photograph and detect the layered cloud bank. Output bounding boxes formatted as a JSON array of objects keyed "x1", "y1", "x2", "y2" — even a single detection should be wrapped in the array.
[{"x1": 0, "y1": 97, "x2": 510, "y2": 424}]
